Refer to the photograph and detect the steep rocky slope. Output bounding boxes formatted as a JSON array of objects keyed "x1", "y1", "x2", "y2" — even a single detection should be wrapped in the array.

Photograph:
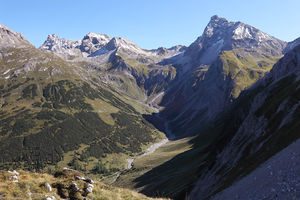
[
  {"x1": 210, "y1": 138, "x2": 300, "y2": 200},
  {"x1": 0, "y1": 23, "x2": 165, "y2": 174},
  {"x1": 189, "y1": 44, "x2": 300, "y2": 199}
]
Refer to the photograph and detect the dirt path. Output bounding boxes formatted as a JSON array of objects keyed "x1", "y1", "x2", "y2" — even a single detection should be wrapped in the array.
[{"x1": 126, "y1": 138, "x2": 169, "y2": 169}]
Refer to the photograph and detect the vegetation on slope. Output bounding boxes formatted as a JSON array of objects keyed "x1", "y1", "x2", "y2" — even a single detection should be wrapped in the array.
[
  {"x1": 220, "y1": 48, "x2": 280, "y2": 98},
  {"x1": 0, "y1": 169, "x2": 167, "y2": 200},
  {"x1": 0, "y1": 47, "x2": 165, "y2": 175}
]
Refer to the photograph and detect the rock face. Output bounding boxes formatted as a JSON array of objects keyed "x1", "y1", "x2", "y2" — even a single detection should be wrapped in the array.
[
  {"x1": 39, "y1": 34, "x2": 81, "y2": 58},
  {"x1": 40, "y1": 32, "x2": 111, "y2": 58},
  {"x1": 80, "y1": 32, "x2": 111, "y2": 54},
  {"x1": 189, "y1": 44, "x2": 300, "y2": 199},
  {"x1": 0, "y1": 24, "x2": 31, "y2": 49}
]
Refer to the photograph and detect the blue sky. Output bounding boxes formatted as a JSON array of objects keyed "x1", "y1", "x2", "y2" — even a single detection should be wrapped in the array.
[{"x1": 0, "y1": 0, "x2": 299, "y2": 49}]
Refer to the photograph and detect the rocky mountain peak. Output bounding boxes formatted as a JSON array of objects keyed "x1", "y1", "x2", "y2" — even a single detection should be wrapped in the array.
[
  {"x1": 0, "y1": 23, "x2": 31, "y2": 49},
  {"x1": 46, "y1": 33, "x2": 59, "y2": 41},
  {"x1": 40, "y1": 32, "x2": 112, "y2": 58},
  {"x1": 40, "y1": 34, "x2": 81, "y2": 56},
  {"x1": 203, "y1": 15, "x2": 232, "y2": 38},
  {"x1": 80, "y1": 32, "x2": 111, "y2": 54},
  {"x1": 185, "y1": 16, "x2": 286, "y2": 65},
  {"x1": 202, "y1": 16, "x2": 285, "y2": 49}
]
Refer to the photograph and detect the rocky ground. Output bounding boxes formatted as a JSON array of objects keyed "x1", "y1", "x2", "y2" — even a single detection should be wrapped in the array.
[{"x1": 211, "y1": 139, "x2": 300, "y2": 200}]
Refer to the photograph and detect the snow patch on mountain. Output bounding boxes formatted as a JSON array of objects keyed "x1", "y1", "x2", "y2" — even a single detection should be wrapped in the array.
[{"x1": 233, "y1": 25, "x2": 252, "y2": 40}]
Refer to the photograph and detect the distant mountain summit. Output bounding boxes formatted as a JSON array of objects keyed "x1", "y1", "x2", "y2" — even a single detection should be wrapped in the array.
[
  {"x1": 80, "y1": 32, "x2": 111, "y2": 54},
  {"x1": 40, "y1": 32, "x2": 186, "y2": 61},
  {"x1": 40, "y1": 32, "x2": 111, "y2": 58},
  {"x1": 158, "y1": 15, "x2": 287, "y2": 136},
  {"x1": 185, "y1": 15, "x2": 286, "y2": 65}
]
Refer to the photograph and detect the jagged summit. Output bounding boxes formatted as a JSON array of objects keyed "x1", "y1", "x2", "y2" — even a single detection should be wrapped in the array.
[
  {"x1": 185, "y1": 15, "x2": 287, "y2": 65},
  {"x1": 80, "y1": 32, "x2": 111, "y2": 54},
  {"x1": 204, "y1": 15, "x2": 232, "y2": 38},
  {"x1": 40, "y1": 34, "x2": 81, "y2": 56},
  {"x1": 40, "y1": 32, "x2": 185, "y2": 61},
  {"x1": 0, "y1": 23, "x2": 31, "y2": 49},
  {"x1": 204, "y1": 15, "x2": 282, "y2": 44},
  {"x1": 39, "y1": 32, "x2": 111, "y2": 58}
]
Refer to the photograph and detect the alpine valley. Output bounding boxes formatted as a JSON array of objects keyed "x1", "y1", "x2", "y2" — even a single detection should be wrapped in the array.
[{"x1": 0, "y1": 15, "x2": 299, "y2": 200}]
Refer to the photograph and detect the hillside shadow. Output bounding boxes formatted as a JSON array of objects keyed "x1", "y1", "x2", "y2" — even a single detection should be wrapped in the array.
[
  {"x1": 130, "y1": 127, "x2": 217, "y2": 200},
  {"x1": 135, "y1": 87, "x2": 265, "y2": 199}
]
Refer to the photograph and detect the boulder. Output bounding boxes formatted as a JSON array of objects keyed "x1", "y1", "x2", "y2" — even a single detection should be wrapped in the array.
[
  {"x1": 43, "y1": 195, "x2": 56, "y2": 200},
  {"x1": 45, "y1": 182, "x2": 52, "y2": 192}
]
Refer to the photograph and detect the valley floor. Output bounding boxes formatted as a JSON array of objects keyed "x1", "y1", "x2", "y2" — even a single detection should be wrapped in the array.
[
  {"x1": 127, "y1": 138, "x2": 169, "y2": 170},
  {"x1": 112, "y1": 137, "x2": 193, "y2": 191},
  {"x1": 211, "y1": 138, "x2": 300, "y2": 200}
]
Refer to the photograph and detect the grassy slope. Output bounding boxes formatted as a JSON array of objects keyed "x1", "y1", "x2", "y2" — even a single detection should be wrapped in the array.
[
  {"x1": 110, "y1": 52, "x2": 176, "y2": 100},
  {"x1": 220, "y1": 49, "x2": 280, "y2": 98},
  {"x1": 0, "y1": 169, "x2": 168, "y2": 200},
  {"x1": 0, "y1": 46, "x2": 165, "y2": 175}
]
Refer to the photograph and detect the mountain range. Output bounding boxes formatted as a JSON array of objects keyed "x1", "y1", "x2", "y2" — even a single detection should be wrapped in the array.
[{"x1": 0, "y1": 15, "x2": 299, "y2": 200}]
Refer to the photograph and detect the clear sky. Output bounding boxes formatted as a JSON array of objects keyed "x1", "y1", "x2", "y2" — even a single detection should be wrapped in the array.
[{"x1": 0, "y1": 0, "x2": 299, "y2": 49}]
